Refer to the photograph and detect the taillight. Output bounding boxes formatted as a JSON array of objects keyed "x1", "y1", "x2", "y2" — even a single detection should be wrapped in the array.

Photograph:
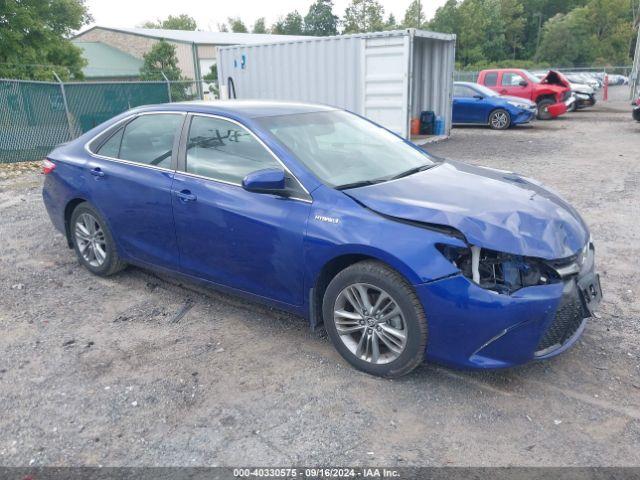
[{"x1": 42, "y1": 158, "x2": 56, "y2": 175}]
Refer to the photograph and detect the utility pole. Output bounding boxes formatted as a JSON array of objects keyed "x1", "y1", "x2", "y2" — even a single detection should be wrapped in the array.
[{"x1": 534, "y1": 12, "x2": 543, "y2": 52}]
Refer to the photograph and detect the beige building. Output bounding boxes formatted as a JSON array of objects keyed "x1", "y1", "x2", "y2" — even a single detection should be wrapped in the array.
[{"x1": 73, "y1": 26, "x2": 309, "y2": 90}]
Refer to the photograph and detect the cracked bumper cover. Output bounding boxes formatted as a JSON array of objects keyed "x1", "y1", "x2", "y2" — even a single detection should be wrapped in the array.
[{"x1": 416, "y1": 256, "x2": 600, "y2": 369}]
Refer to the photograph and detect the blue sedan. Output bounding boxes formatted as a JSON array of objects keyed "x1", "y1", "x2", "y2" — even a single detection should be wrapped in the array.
[
  {"x1": 42, "y1": 101, "x2": 601, "y2": 377},
  {"x1": 453, "y1": 82, "x2": 537, "y2": 129}
]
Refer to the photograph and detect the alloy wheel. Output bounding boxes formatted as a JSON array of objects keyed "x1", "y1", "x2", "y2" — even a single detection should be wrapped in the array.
[
  {"x1": 333, "y1": 283, "x2": 407, "y2": 364},
  {"x1": 74, "y1": 212, "x2": 107, "y2": 268},
  {"x1": 491, "y1": 111, "x2": 509, "y2": 129}
]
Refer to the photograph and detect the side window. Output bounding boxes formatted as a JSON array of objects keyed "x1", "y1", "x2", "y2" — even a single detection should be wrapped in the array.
[
  {"x1": 502, "y1": 72, "x2": 526, "y2": 87},
  {"x1": 484, "y1": 72, "x2": 498, "y2": 87},
  {"x1": 114, "y1": 114, "x2": 183, "y2": 167},
  {"x1": 186, "y1": 116, "x2": 280, "y2": 184},
  {"x1": 97, "y1": 128, "x2": 124, "y2": 158},
  {"x1": 453, "y1": 85, "x2": 475, "y2": 98}
]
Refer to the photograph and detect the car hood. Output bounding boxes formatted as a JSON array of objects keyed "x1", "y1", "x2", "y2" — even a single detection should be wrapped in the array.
[
  {"x1": 500, "y1": 96, "x2": 536, "y2": 107},
  {"x1": 570, "y1": 83, "x2": 594, "y2": 95},
  {"x1": 541, "y1": 70, "x2": 571, "y2": 89},
  {"x1": 345, "y1": 160, "x2": 589, "y2": 260}
]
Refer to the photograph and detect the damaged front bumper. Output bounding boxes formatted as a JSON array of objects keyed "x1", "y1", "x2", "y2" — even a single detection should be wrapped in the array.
[
  {"x1": 547, "y1": 99, "x2": 570, "y2": 118},
  {"x1": 575, "y1": 93, "x2": 596, "y2": 109},
  {"x1": 418, "y1": 242, "x2": 601, "y2": 369}
]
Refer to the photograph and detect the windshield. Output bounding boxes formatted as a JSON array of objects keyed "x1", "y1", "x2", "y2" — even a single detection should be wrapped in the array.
[
  {"x1": 259, "y1": 110, "x2": 436, "y2": 189},
  {"x1": 521, "y1": 70, "x2": 541, "y2": 83},
  {"x1": 471, "y1": 84, "x2": 498, "y2": 97}
]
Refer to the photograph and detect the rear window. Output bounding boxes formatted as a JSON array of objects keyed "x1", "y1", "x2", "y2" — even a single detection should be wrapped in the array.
[{"x1": 484, "y1": 72, "x2": 498, "y2": 87}]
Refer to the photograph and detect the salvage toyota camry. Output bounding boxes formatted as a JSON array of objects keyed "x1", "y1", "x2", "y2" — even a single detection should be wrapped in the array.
[{"x1": 42, "y1": 101, "x2": 602, "y2": 377}]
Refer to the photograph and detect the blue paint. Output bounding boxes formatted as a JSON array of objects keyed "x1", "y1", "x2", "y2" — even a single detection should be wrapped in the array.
[
  {"x1": 453, "y1": 81, "x2": 537, "y2": 127},
  {"x1": 42, "y1": 100, "x2": 598, "y2": 370}
]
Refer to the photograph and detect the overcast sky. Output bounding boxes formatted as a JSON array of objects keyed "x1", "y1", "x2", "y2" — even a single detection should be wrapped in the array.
[{"x1": 83, "y1": 0, "x2": 448, "y2": 32}]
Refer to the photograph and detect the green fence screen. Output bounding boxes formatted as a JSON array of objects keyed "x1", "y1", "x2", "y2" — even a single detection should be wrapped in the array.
[{"x1": 0, "y1": 79, "x2": 180, "y2": 163}]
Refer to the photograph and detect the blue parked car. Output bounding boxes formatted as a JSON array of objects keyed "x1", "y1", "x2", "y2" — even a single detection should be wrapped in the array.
[
  {"x1": 453, "y1": 82, "x2": 537, "y2": 130},
  {"x1": 42, "y1": 101, "x2": 601, "y2": 377}
]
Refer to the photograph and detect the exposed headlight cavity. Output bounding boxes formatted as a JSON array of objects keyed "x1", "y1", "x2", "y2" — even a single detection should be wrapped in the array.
[{"x1": 437, "y1": 244, "x2": 561, "y2": 295}]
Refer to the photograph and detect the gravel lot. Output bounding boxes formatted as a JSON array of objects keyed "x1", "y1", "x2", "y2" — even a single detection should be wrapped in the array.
[{"x1": 1, "y1": 87, "x2": 639, "y2": 467}]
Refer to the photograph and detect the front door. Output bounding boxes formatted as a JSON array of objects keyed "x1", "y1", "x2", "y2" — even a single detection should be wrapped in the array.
[
  {"x1": 172, "y1": 114, "x2": 311, "y2": 306},
  {"x1": 85, "y1": 112, "x2": 185, "y2": 270},
  {"x1": 452, "y1": 84, "x2": 486, "y2": 124},
  {"x1": 499, "y1": 71, "x2": 533, "y2": 100}
]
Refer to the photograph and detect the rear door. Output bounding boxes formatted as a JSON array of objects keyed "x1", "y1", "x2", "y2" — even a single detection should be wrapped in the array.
[
  {"x1": 86, "y1": 112, "x2": 185, "y2": 270},
  {"x1": 171, "y1": 113, "x2": 311, "y2": 306}
]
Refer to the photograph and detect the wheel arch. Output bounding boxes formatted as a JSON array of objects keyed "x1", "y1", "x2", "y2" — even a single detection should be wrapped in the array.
[
  {"x1": 63, "y1": 197, "x2": 89, "y2": 248},
  {"x1": 308, "y1": 248, "x2": 421, "y2": 330},
  {"x1": 535, "y1": 93, "x2": 557, "y2": 104}
]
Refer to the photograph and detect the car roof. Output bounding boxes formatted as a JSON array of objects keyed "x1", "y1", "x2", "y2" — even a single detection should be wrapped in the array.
[{"x1": 137, "y1": 100, "x2": 338, "y2": 119}]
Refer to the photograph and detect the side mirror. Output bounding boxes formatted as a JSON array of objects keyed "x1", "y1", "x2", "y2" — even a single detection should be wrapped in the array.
[
  {"x1": 519, "y1": 80, "x2": 529, "y2": 87},
  {"x1": 473, "y1": 94, "x2": 484, "y2": 100},
  {"x1": 242, "y1": 168, "x2": 286, "y2": 194}
]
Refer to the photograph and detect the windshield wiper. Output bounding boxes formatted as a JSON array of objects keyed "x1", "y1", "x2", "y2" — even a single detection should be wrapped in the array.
[
  {"x1": 335, "y1": 178, "x2": 388, "y2": 190},
  {"x1": 389, "y1": 163, "x2": 436, "y2": 180}
]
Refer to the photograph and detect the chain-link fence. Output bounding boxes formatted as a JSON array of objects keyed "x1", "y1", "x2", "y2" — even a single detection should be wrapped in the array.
[{"x1": 0, "y1": 78, "x2": 205, "y2": 163}]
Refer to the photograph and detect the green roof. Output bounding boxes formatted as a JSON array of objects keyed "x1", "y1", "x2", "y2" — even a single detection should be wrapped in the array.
[{"x1": 73, "y1": 41, "x2": 144, "y2": 78}]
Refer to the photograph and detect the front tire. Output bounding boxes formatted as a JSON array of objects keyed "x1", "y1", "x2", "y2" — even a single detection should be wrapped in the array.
[
  {"x1": 489, "y1": 109, "x2": 511, "y2": 130},
  {"x1": 537, "y1": 98, "x2": 555, "y2": 120},
  {"x1": 70, "y1": 203, "x2": 126, "y2": 276},
  {"x1": 322, "y1": 260, "x2": 428, "y2": 378}
]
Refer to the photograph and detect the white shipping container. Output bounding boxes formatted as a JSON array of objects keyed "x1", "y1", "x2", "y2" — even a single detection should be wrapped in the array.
[{"x1": 217, "y1": 29, "x2": 456, "y2": 141}]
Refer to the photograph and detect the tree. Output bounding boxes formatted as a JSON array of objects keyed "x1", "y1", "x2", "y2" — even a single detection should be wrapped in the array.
[
  {"x1": 203, "y1": 64, "x2": 219, "y2": 97},
  {"x1": 139, "y1": 40, "x2": 183, "y2": 80},
  {"x1": 535, "y1": 9, "x2": 595, "y2": 65},
  {"x1": 403, "y1": 0, "x2": 426, "y2": 28},
  {"x1": 536, "y1": 0, "x2": 634, "y2": 66},
  {"x1": 271, "y1": 11, "x2": 305, "y2": 35},
  {"x1": 139, "y1": 40, "x2": 188, "y2": 101},
  {"x1": 304, "y1": 0, "x2": 339, "y2": 36},
  {"x1": 0, "y1": 0, "x2": 91, "y2": 80},
  {"x1": 252, "y1": 17, "x2": 267, "y2": 34},
  {"x1": 457, "y1": 0, "x2": 506, "y2": 65},
  {"x1": 141, "y1": 14, "x2": 197, "y2": 30},
  {"x1": 343, "y1": 0, "x2": 385, "y2": 33},
  {"x1": 218, "y1": 23, "x2": 229, "y2": 32},
  {"x1": 385, "y1": 13, "x2": 398, "y2": 30},
  {"x1": 228, "y1": 17, "x2": 248, "y2": 33},
  {"x1": 520, "y1": 0, "x2": 589, "y2": 58},
  {"x1": 500, "y1": 0, "x2": 526, "y2": 58},
  {"x1": 428, "y1": 0, "x2": 461, "y2": 35}
]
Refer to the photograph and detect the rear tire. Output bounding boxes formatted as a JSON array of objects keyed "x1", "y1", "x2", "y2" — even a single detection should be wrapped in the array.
[
  {"x1": 537, "y1": 98, "x2": 555, "y2": 120},
  {"x1": 70, "y1": 202, "x2": 126, "y2": 277},
  {"x1": 488, "y1": 109, "x2": 511, "y2": 130},
  {"x1": 322, "y1": 260, "x2": 427, "y2": 378}
]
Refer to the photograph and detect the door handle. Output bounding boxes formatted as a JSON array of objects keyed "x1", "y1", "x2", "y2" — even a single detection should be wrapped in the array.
[
  {"x1": 500, "y1": 89, "x2": 508, "y2": 94},
  {"x1": 176, "y1": 190, "x2": 197, "y2": 202},
  {"x1": 90, "y1": 167, "x2": 105, "y2": 178}
]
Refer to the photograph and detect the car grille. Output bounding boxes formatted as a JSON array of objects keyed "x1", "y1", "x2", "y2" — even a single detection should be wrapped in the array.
[{"x1": 536, "y1": 296, "x2": 585, "y2": 353}]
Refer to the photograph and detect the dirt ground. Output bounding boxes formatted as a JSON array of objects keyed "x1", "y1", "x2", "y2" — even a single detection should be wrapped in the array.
[{"x1": 0, "y1": 87, "x2": 638, "y2": 467}]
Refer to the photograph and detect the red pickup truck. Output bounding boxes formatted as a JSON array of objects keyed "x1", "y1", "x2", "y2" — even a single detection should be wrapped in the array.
[{"x1": 477, "y1": 69, "x2": 574, "y2": 120}]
